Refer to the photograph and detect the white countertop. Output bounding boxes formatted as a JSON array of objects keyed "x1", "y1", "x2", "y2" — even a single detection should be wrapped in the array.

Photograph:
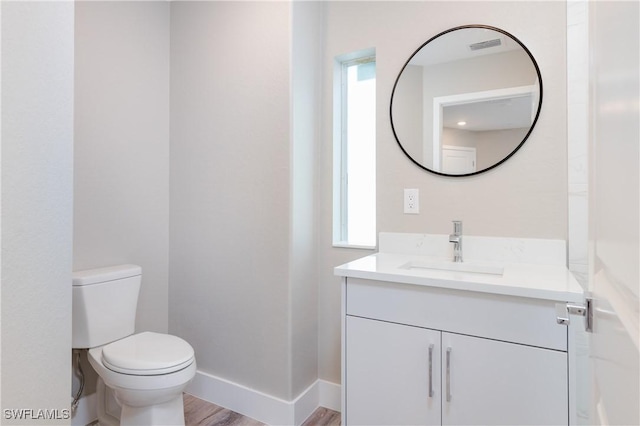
[{"x1": 335, "y1": 234, "x2": 584, "y2": 303}]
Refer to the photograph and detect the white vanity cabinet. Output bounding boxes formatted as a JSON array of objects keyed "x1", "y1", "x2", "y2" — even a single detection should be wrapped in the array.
[
  {"x1": 439, "y1": 331, "x2": 567, "y2": 426},
  {"x1": 346, "y1": 316, "x2": 442, "y2": 425},
  {"x1": 342, "y1": 278, "x2": 571, "y2": 426}
]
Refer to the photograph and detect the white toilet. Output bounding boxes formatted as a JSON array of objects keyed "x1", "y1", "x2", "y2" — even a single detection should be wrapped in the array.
[{"x1": 72, "y1": 264, "x2": 196, "y2": 426}]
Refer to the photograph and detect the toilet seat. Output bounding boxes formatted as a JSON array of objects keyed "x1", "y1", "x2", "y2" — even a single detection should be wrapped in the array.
[{"x1": 102, "y1": 331, "x2": 194, "y2": 376}]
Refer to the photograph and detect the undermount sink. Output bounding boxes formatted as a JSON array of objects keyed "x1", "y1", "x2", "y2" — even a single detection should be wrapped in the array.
[{"x1": 399, "y1": 259, "x2": 504, "y2": 276}]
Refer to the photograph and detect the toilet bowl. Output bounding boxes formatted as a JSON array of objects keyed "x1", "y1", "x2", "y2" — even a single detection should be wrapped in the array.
[
  {"x1": 72, "y1": 265, "x2": 196, "y2": 426},
  {"x1": 88, "y1": 332, "x2": 196, "y2": 426}
]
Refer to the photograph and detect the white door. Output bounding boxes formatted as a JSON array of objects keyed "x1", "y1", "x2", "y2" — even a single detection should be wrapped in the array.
[
  {"x1": 587, "y1": 1, "x2": 639, "y2": 425},
  {"x1": 441, "y1": 145, "x2": 476, "y2": 174},
  {"x1": 345, "y1": 316, "x2": 441, "y2": 426},
  {"x1": 441, "y1": 332, "x2": 568, "y2": 426}
]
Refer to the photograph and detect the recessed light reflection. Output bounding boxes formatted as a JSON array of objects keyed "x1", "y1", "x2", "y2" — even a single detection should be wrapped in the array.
[{"x1": 457, "y1": 121, "x2": 467, "y2": 126}]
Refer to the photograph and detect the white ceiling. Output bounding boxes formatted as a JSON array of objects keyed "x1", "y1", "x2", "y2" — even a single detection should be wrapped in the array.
[
  {"x1": 411, "y1": 27, "x2": 522, "y2": 67},
  {"x1": 443, "y1": 94, "x2": 533, "y2": 131}
]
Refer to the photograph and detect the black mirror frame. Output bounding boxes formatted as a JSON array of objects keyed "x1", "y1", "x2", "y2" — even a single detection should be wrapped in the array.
[{"x1": 390, "y1": 24, "x2": 543, "y2": 177}]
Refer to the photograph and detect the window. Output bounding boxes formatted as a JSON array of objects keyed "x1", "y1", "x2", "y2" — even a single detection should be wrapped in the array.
[{"x1": 333, "y1": 51, "x2": 376, "y2": 248}]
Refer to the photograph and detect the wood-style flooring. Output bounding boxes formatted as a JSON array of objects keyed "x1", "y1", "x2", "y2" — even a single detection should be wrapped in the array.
[{"x1": 184, "y1": 393, "x2": 341, "y2": 426}]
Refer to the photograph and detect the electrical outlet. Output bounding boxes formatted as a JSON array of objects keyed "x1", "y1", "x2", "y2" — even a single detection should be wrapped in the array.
[{"x1": 404, "y1": 188, "x2": 419, "y2": 214}]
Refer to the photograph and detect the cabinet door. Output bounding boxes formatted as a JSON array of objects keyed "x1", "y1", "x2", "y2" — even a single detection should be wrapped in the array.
[
  {"x1": 442, "y1": 332, "x2": 568, "y2": 426},
  {"x1": 346, "y1": 316, "x2": 441, "y2": 425}
]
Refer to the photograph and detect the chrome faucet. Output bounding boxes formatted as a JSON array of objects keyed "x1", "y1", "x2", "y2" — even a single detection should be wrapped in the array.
[{"x1": 449, "y1": 220, "x2": 463, "y2": 263}]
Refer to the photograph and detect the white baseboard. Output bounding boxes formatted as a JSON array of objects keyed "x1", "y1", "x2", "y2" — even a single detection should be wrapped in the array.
[
  {"x1": 185, "y1": 370, "x2": 341, "y2": 425},
  {"x1": 71, "y1": 392, "x2": 97, "y2": 426},
  {"x1": 318, "y1": 380, "x2": 341, "y2": 412}
]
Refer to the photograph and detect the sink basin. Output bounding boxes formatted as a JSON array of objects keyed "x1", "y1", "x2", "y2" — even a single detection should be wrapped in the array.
[{"x1": 399, "y1": 260, "x2": 504, "y2": 276}]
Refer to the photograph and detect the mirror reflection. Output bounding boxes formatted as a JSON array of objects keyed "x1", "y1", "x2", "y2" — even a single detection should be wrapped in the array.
[{"x1": 390, "y1": 25, "x2": 542, "y2": 176}]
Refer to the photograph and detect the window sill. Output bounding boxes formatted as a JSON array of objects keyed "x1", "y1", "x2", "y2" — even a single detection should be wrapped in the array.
[{"x1": 332, "y1": 242, "x2": 377, "y2": 251}]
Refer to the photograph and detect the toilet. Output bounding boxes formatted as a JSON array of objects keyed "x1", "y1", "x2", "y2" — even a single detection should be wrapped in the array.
[{"x1": 72, "y1": 264, "x2": 196, "y2": 426}]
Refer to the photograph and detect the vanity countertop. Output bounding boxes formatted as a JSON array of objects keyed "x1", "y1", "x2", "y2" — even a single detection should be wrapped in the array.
[
  {"x1": 335, "y1": 253, "x2": 583, "y2": 302},
  {"x1": 334, "y1": 233, "x2": 584, "y2": 303}
]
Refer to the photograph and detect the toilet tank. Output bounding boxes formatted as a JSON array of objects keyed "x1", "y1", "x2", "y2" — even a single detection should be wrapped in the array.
[{"x1": 72, "y1": 264, "x2": 142, "y2": 349}]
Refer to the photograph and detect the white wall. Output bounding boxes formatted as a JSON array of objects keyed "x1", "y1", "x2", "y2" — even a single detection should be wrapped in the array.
[
  {"x1": 169, "y1": 1, "x2": 299, "y2": 400},
  {"x1": 74, "y1": 1, "x2": 170, "y2": 335},
  {"x1": 291, "y1": 0, "x2": 323, "y2": 399},
  {"x1": 73, "y1": 0, "x2": 321, "y2": 411},
  {"x1": 391, "y1": 65, "x2": 423, "y2": 161},
  {"x1": 1, "y1": 3, "x2": 3, "y2": 411},
  {"x1": 73, "y1": 2, "x2": 170, "y2": 407},
  {"x1": 319, "y1": 0, "x2": 567, "y2": 385},
  {"x1": 474, "y1": 128, "x2": 529, "y2": 170},
  {"x1": 1, "y1": 1, "x2": 74, "y2": 421},
  {"x1": 567, "y1": 0, "x2": 590, "y2": 288}
]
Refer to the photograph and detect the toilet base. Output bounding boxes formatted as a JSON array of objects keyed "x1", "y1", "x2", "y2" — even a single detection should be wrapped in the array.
[
  {"x1": 120, "y1": 395, "x2": 185, "y2": 426},
  {"x1": 95, "y1": 377, "x2": 186, "y2": 426},
  {"x1": 96, "y1": 377, "x2": 121, "y2": 426}
]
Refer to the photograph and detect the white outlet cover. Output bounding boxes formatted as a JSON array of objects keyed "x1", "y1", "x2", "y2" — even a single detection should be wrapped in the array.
[{"x1": 404, "y1": 188, "x2": 419, "y2": 214}]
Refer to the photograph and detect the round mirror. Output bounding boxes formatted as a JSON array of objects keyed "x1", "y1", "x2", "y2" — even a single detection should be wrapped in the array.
[{"x1": 390, "y1": 25, "x2": 543, "y2": 176}]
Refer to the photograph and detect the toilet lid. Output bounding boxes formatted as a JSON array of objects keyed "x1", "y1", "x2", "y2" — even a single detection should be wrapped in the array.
[{"x1": 102, "y1": 332, "x2": 195, "y2": 376}]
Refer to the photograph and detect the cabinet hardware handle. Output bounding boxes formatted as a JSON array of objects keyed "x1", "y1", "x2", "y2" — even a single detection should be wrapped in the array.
[
  {"x1": 428, "y1": 344, "x2": 434, "y2": 398},
  {"x1": 446, "y1": 347, "x2": 452, "y2": 402}
]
